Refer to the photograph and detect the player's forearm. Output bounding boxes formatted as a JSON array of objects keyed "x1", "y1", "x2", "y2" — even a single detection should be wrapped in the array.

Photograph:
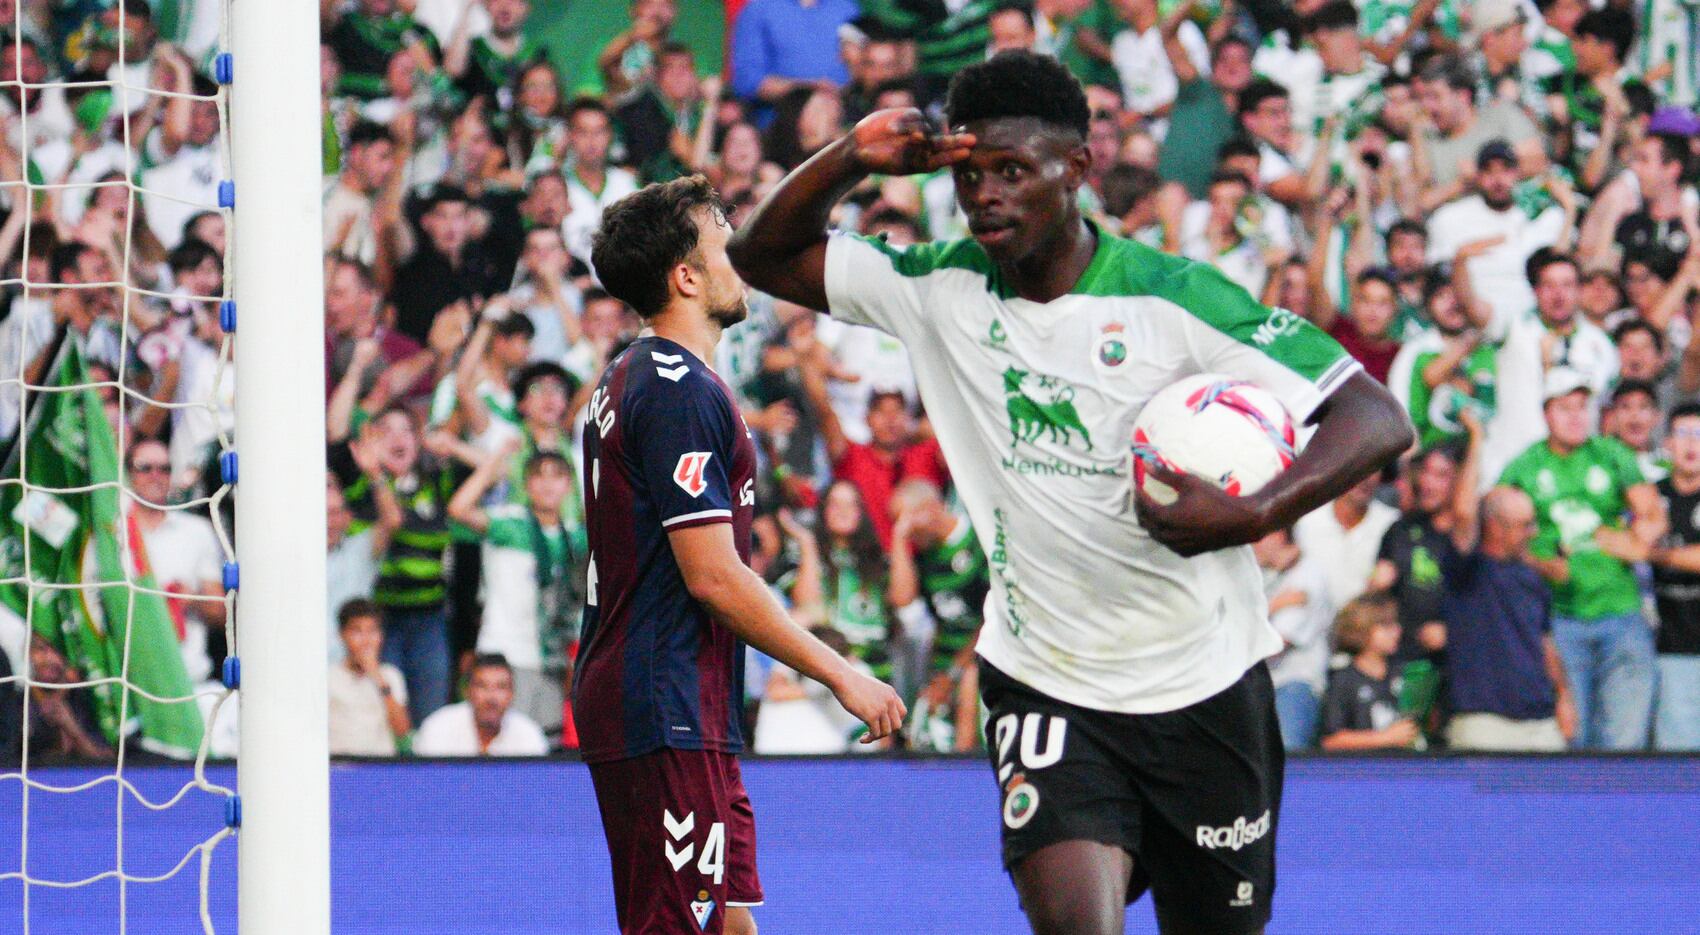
[
  {"x1": 1251, "y1": 374, "x2": 1412, "y2": 534},
  {"x1": 727, "y1": 136, "x2": 865, "y2": 307},
  {"x1": 692, "y1": 562, "x2": 855, "y2": 691}
]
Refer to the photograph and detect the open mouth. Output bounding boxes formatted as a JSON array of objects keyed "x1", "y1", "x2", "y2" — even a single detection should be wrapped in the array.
[{"x1": 971, "y1": 220, "x2": 1017, "y2": 245}]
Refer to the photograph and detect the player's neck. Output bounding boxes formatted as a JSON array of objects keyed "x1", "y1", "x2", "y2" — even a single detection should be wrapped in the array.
[
  {"x1": 648, "y1": 310, "x2": 722, "y2": 370},
  {"x1": 1004, "y1": 216, "x2": 1097, "y2": 304}
]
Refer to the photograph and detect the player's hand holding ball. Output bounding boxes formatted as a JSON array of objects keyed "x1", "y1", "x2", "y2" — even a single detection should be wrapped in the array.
[
  {"x1": 1132, "y1": 374, "x2": 1297, "y2": 557},
  {"x1": 847, "y1": 108, "x2": 976, "y2": 177},
  {"x1": 830, "y1": 667, "x2": 908, "y2": 745}
]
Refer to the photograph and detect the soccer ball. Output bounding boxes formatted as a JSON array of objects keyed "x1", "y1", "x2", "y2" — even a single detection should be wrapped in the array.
[{"x1": 1131, "y1": 374, "x2": 1297, "y2": 505}]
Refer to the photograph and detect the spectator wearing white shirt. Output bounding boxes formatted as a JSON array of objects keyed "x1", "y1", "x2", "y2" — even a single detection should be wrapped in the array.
[
  {"x1": 506, "y1": 225, "x2": 585, "y2": 368},
  {"x1": 1179, "y1": 170, "x2": 1275, "y2": 298},
  {"x1": 1254, "y1": 527, "x2": 1335, "y2": 750},
  {"x1": 1426, "y1": 141, "x2": 1574, "y2": 333},
  {"x1": 561, "y1": 98, "x2": 639, "y2": 270},
  {"x1": 1295, "y1": 473, "x2": 1400, "y2": 611},
  {"x1": 1233, "y1": 78, "x2": 1306, "y2": 207},
  {"x1": 1470, "y1": 248, "x2": 1618, "y2": 485},
  {"x1": 1108, "y1": 0, "x2": 1208, "y2": 130},
  {"x1": 328, "y1": 599, "x2": 412, "y2": 756},
  {"x1": 324, "y1": 121, "x2": 400, "y2": 267},
  {"x1": 121, "y1": 439, "x2": 227, "y2": 684},
  {"x1": 140, "y1": 73, "x2": 224, "y2": 251},
  {"x1": 413, "y1": 654, "x2": 549, "y2": 756}
]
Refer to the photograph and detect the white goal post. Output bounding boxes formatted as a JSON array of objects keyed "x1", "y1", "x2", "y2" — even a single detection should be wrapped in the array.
[{"x1": 231, "y1": 0, "x2": 330, "y2": 930}]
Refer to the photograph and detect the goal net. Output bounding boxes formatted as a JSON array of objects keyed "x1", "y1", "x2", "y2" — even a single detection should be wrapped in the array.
[{"x1": 0, "y1": 0, "x2": 328, "y2": 930}]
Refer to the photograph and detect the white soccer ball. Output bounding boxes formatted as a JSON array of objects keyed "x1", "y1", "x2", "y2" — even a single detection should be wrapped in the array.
[{"x1": 1131, "y1": 374, "x2": 1297, "y2": 505}]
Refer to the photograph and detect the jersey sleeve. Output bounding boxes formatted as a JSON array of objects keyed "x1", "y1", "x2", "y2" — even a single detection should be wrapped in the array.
[
  {"x1": 1607, "y1": 439, "x2": 1646, "y2": 490},
  {"x1": 1173, "y1": 262, "x2": 1363, "y2": 423},
  {"x1": 627, "y1": 371, "x2": 738, "y2": 531},
  {"x1": 823, "y1": 231, "x2": 927, "y2": 337}
]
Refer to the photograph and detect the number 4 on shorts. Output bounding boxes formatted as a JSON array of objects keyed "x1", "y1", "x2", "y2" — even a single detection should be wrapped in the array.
[{"x1": 663, "y1": 809, "x2": 725, "y2": 885}]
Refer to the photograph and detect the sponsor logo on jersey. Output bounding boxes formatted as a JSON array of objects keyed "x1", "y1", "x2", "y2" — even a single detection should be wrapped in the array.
[
  {"x1": 1231, "y1": 881, "x2": 1255, "y2": 908},
  {"x1": 1251, "y1": 307, "x2": 1305, "y2": 347},
  {"x1": 982, "y1": 318, "x2": 1010, "y2": 351},
  {"x1": 989, "y1": 508, "x2": 1030, "y2": 636},
  {"x1": 1586, "y1": 464, "x2": 1611, "y2": 495},
  {"x1": 1196, "y1": 810, "x2": 1271, "y2": 851},
  {"x1": 1003, "y1": 367, "x2": 1093, "y2": 452},
  {"x1": 673, "y1": 452, "x2": 712, "y2": 497}
]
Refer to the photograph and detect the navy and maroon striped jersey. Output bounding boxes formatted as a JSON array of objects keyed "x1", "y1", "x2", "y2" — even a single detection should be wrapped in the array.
[{"x1": 572, "y1": 335, "x2": 758, "y2": 764}]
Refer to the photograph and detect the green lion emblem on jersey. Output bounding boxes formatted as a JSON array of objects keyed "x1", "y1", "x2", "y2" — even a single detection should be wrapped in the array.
[{"x1": 1003, "y1": 367, "x2": 1093, "y2": 452}]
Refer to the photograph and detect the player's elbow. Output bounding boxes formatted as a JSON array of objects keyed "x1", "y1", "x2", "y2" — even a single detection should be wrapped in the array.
[{"x1": 680, "y1": 560, "x2": 740, "y2": 610}]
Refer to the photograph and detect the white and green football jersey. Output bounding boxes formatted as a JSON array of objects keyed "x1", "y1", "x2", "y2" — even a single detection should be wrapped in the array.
[{"x1": 823, "y1": 229, "x2": 1361, "y2": 714}]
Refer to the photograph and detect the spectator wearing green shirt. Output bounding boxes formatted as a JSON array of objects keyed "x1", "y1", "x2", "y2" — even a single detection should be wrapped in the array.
[
  {"x1": 1498, "y1": 367, "x2": 1665, "y2": 749},
  {"x1": 888, "y1": 479, "x2": 990, "y2": 752},
  {"x1": 447, "y1": 442, "x2": 585, "y2": 739},
  {"x1": 1155, "y1": 18, "x2": 1252, "y2": 199},
  {"x1": 444, "y1": 0, "x2": 544, "y2": 112},
  {"x1": 324, "y1": 0, "x2": 442, "y2": 101}
]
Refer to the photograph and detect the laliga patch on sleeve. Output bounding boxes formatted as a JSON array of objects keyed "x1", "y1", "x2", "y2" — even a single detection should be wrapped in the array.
[{"x1": 673, "y1": 452, "x2": 712, "y2": 498}]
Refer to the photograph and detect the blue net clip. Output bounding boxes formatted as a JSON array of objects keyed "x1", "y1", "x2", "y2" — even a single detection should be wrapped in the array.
[
  {"x1": 220, "y1": 450, "x2": 238, "y2": 485},
  {"x1": 225, "y1": 795, "x2": 242, "y2": 829},
  {"x1": 218, "y1": 181, "x2": 235, "y2": 208},
  {"x1": 219, "y1": 300, "x2": 236, "y2": 333},
  {"x1": 222, "y1": 561, "x2": 240, "y2": 592},
  {"x1": 214, "y1": 53, "x2": 233, "y2": 85},
  {"x1": 221, "y1": 656, "x2": 240, "y2": 690}
]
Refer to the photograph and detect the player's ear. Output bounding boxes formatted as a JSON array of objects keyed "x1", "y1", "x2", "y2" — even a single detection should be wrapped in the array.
[
  {"x1": 1065, "y1": 141, "x2": 1090, "y2": 190},
  {"x1": 670, "y1": 259, "x2": 702, "y2": 302}
]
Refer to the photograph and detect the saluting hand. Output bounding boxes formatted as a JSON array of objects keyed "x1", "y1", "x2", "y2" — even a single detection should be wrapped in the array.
[{"x1": 848, "y1": 109, "x2": 976, "y2": 177}]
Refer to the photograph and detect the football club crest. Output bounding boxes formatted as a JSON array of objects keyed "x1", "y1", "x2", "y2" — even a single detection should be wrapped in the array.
[
  {"x1": 1095, "y1": 321, "x2": 1128, "y2": 368},
  {"x1": 690, "y1": 889, "x2": 715, "y2": 930},
  {"x1": 1003, "y1": 776, "x2": 1040, "y2": 829}
]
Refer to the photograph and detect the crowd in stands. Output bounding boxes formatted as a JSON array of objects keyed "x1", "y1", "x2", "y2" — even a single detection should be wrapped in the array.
[{"x1": 3, "y1": 0, "x2": 1700, "y2": 762}]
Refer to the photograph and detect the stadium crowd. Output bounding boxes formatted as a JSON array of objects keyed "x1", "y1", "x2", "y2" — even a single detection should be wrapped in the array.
[{"x1": 2, "y1": 0, "x2": 1700, "y2": 763}]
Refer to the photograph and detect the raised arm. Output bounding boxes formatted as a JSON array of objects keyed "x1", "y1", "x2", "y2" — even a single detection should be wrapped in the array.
[
  {"x1": 446, "y1": 438, "x2": 519, "y2": 535},
  {"x1": 1449, "y1": 409, "x2": 1483, "y2": 553},
  {"x1": 1160, "y1": 0, "x2": 1202, "y2": 85},
  {"x1": 727, "y1": 109, "x2": 974, "y2": 310}
]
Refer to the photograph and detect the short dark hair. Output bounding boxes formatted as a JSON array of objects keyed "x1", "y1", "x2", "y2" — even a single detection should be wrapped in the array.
[
  {"x1": 1100, "y1": 164, "x2": 1162, "y2": 218},
  {"x1": 1356, "y1": 267, "x2": 1398, "y2": 291},
  {"x1": 347, "y1": 120, "x2": 393, "y2": 150},
  {"x1": 49, "y1": 241, "x2": 95, "y2": 281},
  {"x1": 337, "y1": 598, "x2": 380, "y2": 632},
  {"x1": 1669, "y1": 401, "x2": 1700, "y2": 428},
  {"x1": 591, "y1": 174, "x2": 725, "y2": 318},
  {"x1": 1302, "y1": 0, "x2": 1359, "y2": 34},
  {"x1": 420, "y1": 184, "x2": 470, "y2": 213},
  {"x1": 1647, "y1": 132, "x2": 1689, "y2": 168},
  {"x1": 1577, "y1": 8, "x2": 1634, "y2": 63},
  {"x1": 470, "y1": 652, "x2": 513, "y2": 677},
  {"x1": 1208, "y1": 169, "x2": 1251, "y2": 191},
  {"x1": 1417, "y1": 55, "x2": 1476, "y2": 99},
  {"x1": 168, "y1": 238, "x2": 220, "y2": 275},
  {"x1": 1608, "y1": 379, "x2": 1657, "y2": 408},
  {"x1": 566, "y1": 95, "x2": 608, "y2": 124},
  {"x1": 1525, "y1": 248, "x2": 1578, "y2": 287},
  {"x1": 1216, "y1": 138, "x2": 1260, "y2": 164},
  {"x1": 989, "y1": 1, "x2": 1034, "y2": 28},
  {"x1": 1613, "y1": 318, "x2": 1665, "y2": 354},
  {"x1": 1236, "y1": 77, "x2": 1289, "y2": 118},
  {"x1": 512, "y1": 360, "x2": 575, "y2": 401},
  {"x1": 1388, "y1": 218, "x2": 1427, "y2": 243},
  {"x1": 944, "y1": 49, "x2": 1089, "y2": 140},
  {"x1": 1412, "y1": 441, "x2": 1464, "y2": 472},
  {"x1": 491, "y1": 313, "x2": 536, "y2": 340},
  {"x1": 656, "y1": 41, "x2": 693, "y2": 64}
]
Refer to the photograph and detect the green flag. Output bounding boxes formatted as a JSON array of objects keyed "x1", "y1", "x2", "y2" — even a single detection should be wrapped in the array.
[{"x1": 0, "y1": 337, "x2": 204, "y2": 757}]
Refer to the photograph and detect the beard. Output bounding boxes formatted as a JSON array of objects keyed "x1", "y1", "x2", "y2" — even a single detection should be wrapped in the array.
[
  {"x1": 1482, "y1": 191, "x2": 1514, "y2": 211},
  {"x1": 707, "y1": 292, "x2": 749, "y2": 328}
]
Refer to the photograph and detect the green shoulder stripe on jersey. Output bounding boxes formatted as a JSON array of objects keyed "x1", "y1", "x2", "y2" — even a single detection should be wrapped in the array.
[
  {"x1": 855, "y1": 233, "x2": 1011, "y2": 297},
  {"x1": 1077, "y1": 234, "x2": 1350, "y2": 386}
]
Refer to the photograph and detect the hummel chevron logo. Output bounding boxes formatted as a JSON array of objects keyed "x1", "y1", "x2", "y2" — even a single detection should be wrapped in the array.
[
  {"x1": 664, "y1": 809, "x2": 696, "y2": 870},
  {"x1": 652, "y1": 351, "x2": 690, "y2": 382}
]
